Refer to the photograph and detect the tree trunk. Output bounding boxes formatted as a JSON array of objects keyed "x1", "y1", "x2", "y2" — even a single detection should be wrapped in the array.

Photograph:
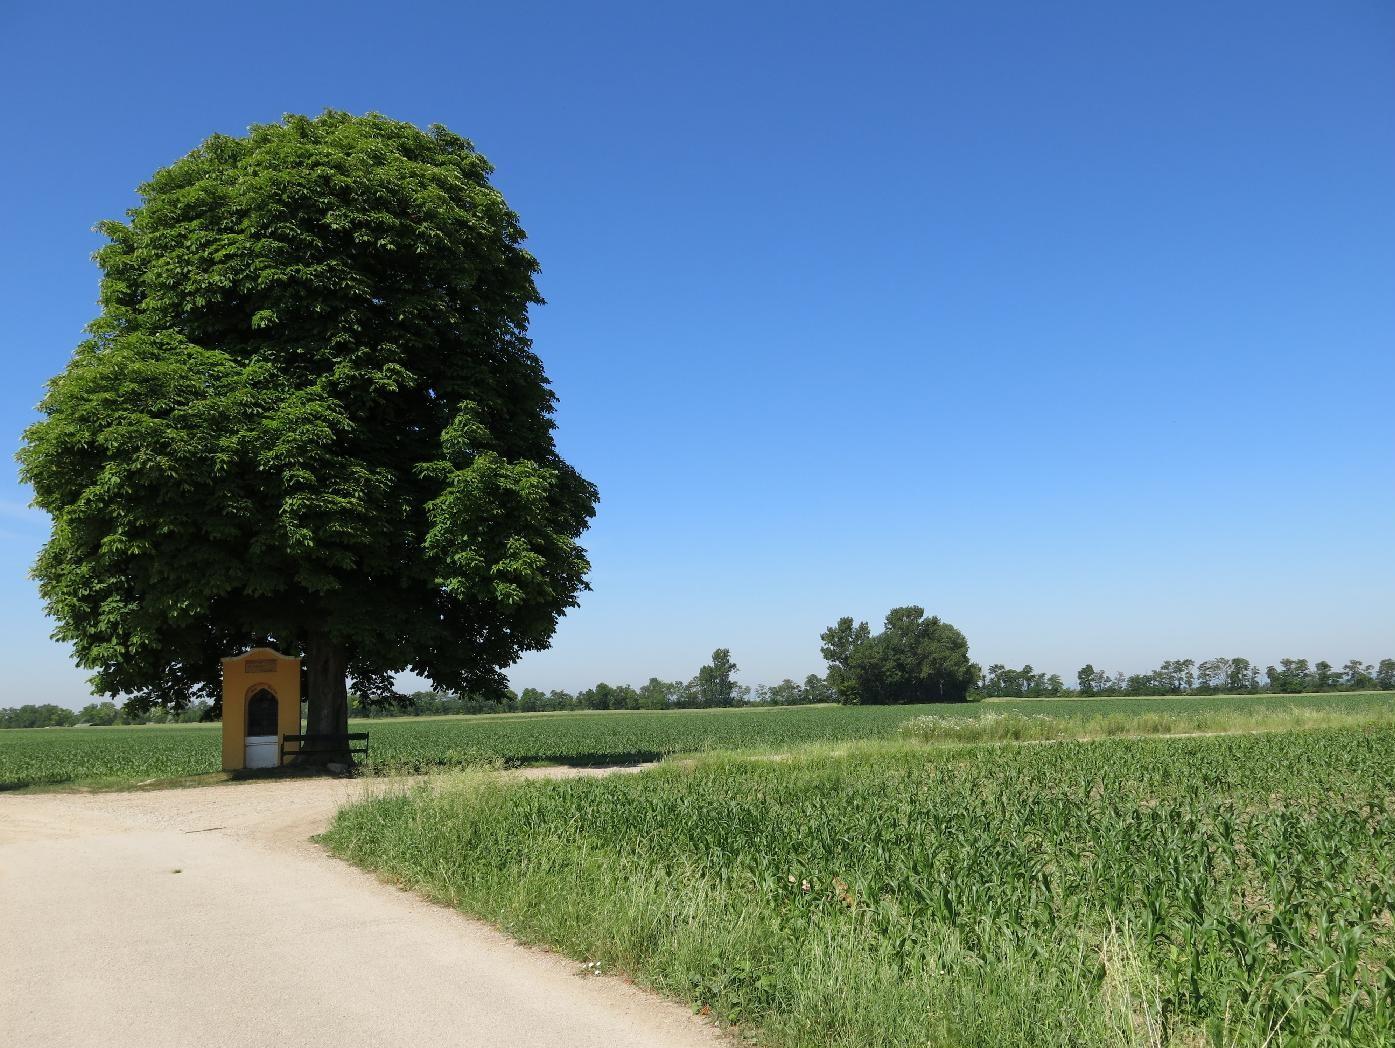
[{"x1": 302, "y1": 631, "x2": 350, "y2": 766}]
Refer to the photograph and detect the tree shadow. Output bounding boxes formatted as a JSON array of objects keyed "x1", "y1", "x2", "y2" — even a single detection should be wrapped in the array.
[{"x1": 506, "y1": 751, "x2": 666, "y2": 768}]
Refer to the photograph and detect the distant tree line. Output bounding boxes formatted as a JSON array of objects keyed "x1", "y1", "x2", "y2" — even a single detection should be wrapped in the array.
[
  {"x1": 976, "y1": 657, "x2": 1395, "y2": 698},
  {"x1": 354, "y1": 651, "x2": 1395, "y2": 717},
  {"x1": 8, "y1": 614, "x2": 1392, "y2": 726},
  {"x1": 354, "y1": 649, "x2": 836, "y2": 716},
  {"x1": 0, "y1": 700, "x2": 214, "y2": 729}
]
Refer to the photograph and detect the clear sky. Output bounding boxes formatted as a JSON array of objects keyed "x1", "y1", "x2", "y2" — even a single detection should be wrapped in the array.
[{"x1": 1, "y1": 1, "x2": 1392, "y2": 707}]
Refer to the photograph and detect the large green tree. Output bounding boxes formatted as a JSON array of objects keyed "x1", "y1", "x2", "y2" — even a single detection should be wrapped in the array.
[
  {"x1": 688, "y1": 648, "x2": 741, "y2": 707},
  {"x1": 820, "y1": 606, "x2": 977, "y2": 704},
  {"x1": 19, "y1": 112, "x2": 598, "y2": 759}
]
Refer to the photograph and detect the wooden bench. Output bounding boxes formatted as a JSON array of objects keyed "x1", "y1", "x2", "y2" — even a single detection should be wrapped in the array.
[{"x1": 280, "y1": 732, "x2": 369, "y2": 765}]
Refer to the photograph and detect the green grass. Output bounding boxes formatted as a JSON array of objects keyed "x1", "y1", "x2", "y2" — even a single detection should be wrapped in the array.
[
  {"x1": 322, "y1": 727, "x2": 1395, "y2": 1048},
  {"x1": 902, "y1": 701, "x2": 1395, "y2": 744},
  {"x1": 0, "y1": 691, "x2": 1389, "y2": 790}
]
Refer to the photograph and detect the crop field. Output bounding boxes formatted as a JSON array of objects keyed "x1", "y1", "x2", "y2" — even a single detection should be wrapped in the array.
[
  {"x1": 324, "y1": 727, "x2": 1395, "y2": 1048},
  {"x1": 0, "y1": 691, "x2": 1390, "y2": 789}
]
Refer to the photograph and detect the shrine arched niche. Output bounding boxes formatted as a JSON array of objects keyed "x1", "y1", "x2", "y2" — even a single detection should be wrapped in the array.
[{"x1": 246, "y1": 686, "x2": 279, "y2": 738}]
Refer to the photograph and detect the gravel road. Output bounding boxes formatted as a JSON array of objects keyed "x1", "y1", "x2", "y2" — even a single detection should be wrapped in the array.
[{"x1": 0, "y1": 770, "x2": 726, "y2": 1048}]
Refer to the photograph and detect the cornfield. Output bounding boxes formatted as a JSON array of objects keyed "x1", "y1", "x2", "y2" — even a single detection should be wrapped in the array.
[{"x1": 1, "y1": 691, "x2": 1390, "y2": 788}]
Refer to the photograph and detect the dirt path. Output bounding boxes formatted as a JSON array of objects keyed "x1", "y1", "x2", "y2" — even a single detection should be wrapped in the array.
[{"x1": 0, "y1": 769, "x2": 727, "y2": 1048}]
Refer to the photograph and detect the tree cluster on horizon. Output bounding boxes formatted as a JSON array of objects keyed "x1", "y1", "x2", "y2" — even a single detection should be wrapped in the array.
[{"x1": 820, "y1": 607, "x2": 977, "y2": 704}]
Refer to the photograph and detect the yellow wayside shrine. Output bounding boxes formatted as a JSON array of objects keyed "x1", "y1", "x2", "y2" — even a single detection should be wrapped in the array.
[{"x1": 221, "y1": 648, "x2": 301, "y2": 771}]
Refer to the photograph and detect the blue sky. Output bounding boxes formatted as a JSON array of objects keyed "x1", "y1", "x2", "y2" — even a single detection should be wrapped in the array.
[{"x1": 1, "y1": 1, "x2": 1391, "y2": 706}]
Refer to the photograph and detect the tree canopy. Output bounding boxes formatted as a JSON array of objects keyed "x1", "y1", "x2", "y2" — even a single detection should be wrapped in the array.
[
  {"x1": 18, "y1": 112, "x2": 598, "y2": 750},
  {"x1": 689, "y1": 648, "x2": 740, "y2": 708},
  {"x1": 820, "y1": 607, "x2": 977, "y2": 704}
]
